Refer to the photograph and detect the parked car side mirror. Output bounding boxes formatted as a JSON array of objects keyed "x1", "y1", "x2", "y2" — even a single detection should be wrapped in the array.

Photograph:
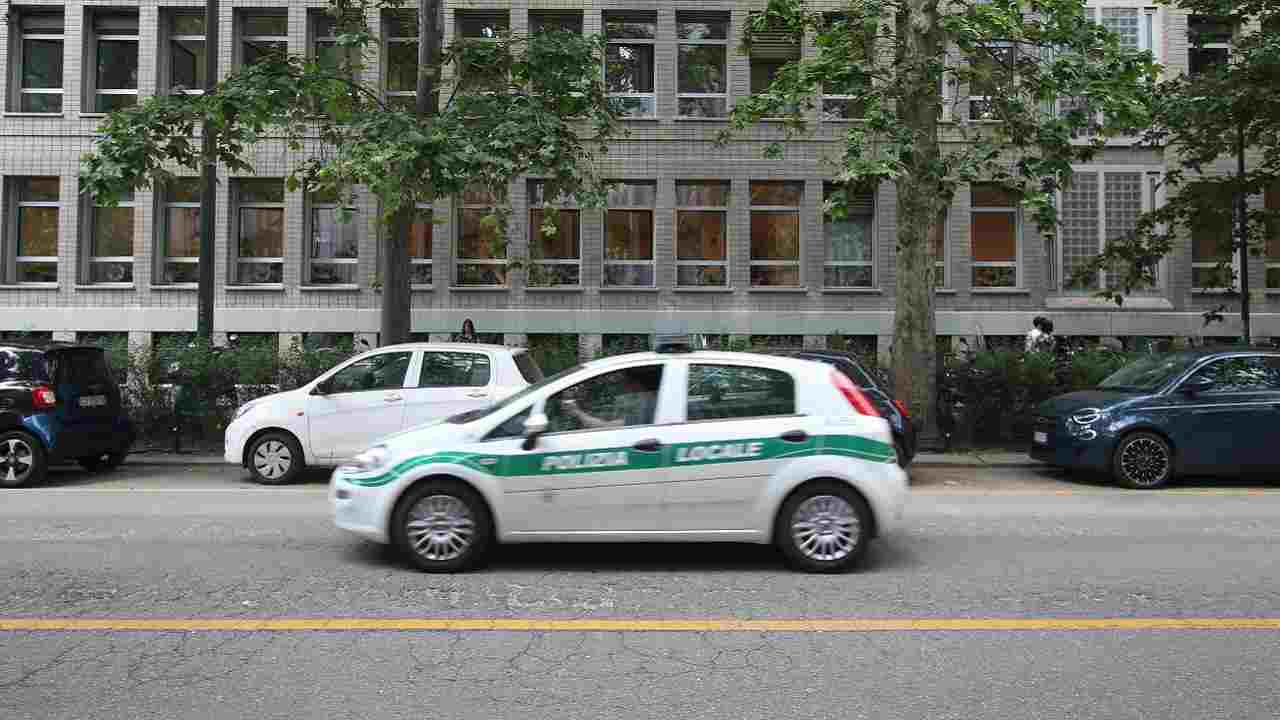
[
  {"x1": 1180, "y1": 375, "x2": 1214, "y2": 395},
  {"x1": 521, "y1": 412, "x2": 549, "y2": 451}
]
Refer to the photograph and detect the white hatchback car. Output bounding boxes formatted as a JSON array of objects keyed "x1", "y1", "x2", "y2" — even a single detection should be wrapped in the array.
[
  {"x1": 225, "y1": 343, "x2": 540, "y2": 484},
  {"x1": 331, "y1": 349, "x2": 909, "y2": 573}
]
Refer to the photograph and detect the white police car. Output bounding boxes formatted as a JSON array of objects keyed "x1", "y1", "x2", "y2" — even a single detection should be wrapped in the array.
[{"x1": 331, "y1": 345, "x2": 908, "y2": 573}]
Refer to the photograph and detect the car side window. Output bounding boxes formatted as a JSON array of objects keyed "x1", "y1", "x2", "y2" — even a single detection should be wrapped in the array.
[
  {"x1": 545, "y1": 365, "x2": 664, "y2": 433},
  {"x1": 486, "y1": 407, "x2": 532, "y2": 440},
  {"x1": 1189, "y1": 356, "x2": 1277, "y2": 394},
  {"x1": 687, "y1": 364, "x2": 795, "y2": 421},
  {"x1": 417, "y1": 352, "x2": 491, "y2": 388},
  {"x1": 326, "y1": 352, "x2": 412, "y2": 394}
]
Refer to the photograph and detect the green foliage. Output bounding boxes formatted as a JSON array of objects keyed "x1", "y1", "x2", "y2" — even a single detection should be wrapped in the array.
[{"x1": 528, "y1": 334, "x2": 580, "y2": 375}]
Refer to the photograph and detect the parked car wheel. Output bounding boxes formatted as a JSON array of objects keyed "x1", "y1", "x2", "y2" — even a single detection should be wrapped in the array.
[
  {"x1": 79, "y1": 450, "x2": 126, "y2": 473},
  {"x1": 392, "y1": 480, "x2": 493, "y2": 573},
  {"x1": 1, "y1": 430, "x2": 46, "y2": 488},
  {"x1": 246, "y1": 432, "x2": 304, "y2": 485},
  {"x1": 775, "y1": 481, "x2": 872, "y2": 573},
  {"x1": 1113, "y1": 432, "x2": 1173, "y2": 489}
]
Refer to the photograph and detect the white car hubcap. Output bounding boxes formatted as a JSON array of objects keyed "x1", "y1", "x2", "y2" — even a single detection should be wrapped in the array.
[{"x1": 253, "y1": 440, "x2": 292, "y2": 479}]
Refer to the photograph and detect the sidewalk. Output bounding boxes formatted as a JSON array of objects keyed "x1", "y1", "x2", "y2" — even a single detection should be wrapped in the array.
[{"x1": 125, "y1": 450, "x2": 1039, "y2": 468}]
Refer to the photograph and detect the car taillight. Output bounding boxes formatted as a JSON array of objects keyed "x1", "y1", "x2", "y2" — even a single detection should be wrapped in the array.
[
  {"x1": 32, "y1": 385, "x2": 57, "y2": 409},
  {"x1": 893, "y1": 399, "x2": 910, "y2": 418},
  {"x1": 831, "y1": 369, "x2": 880, "y2": 417}
]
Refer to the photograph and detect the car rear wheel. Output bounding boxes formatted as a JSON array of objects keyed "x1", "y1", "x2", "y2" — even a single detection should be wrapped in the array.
[
  {"x1": 775, "y1": 481, "x2": 872, "y2": 573},
  {"x1": 392, "y1": 480, "x2": 493, "y2": 573},
  {"x1": 247, "y1": 432, "x2": 303, "y2": 485},
  {"x1": 1113, "y1": 432, "x2": 1173, "y2": 489},
  {"x1": 1, "y1": 431, "x2": 46, "y2": 488}
]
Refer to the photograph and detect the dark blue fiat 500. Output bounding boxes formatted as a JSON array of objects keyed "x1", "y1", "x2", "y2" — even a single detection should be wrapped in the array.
[{"x1": 1031, "y1": 346, "x2": 1280, "y2": 488}]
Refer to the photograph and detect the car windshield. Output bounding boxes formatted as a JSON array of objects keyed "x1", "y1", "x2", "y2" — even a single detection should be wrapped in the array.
[
  {"x1": 1097, "y1": 353, "x2": 1198, "y2": 392},
  {"x1": 0, "y1": 349, "x2": 50, "y2": 383},
  {"x1": 445, "y1": 362, "x2": 585, "y2": 424}
]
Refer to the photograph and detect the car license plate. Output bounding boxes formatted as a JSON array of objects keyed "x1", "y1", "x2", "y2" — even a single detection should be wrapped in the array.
[
  {"x1": 1033, "y1": 431, "x2": 1048, "y2": 445},
  {"x1": 79, "y1": 395, "x2": 107, "y2": 408}
]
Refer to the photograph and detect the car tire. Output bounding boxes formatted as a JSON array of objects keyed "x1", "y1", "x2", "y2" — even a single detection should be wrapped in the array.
[
  {"x1": 1113, "y1": 432, "x2": 1174, "y2": 490},
  {"x1": 392, "y1": 480, "x2": 493, "y2": 573},
  {"x1": 79, "y1": 450, "x2": 126, "y2": 473},
  {"x1": 1, "y1": 430, "x2": 47, "y2": 488},
  {"x1": 775, "y1": 481, "x2": 873, "y2": 573},
  {"x1": 246, "y1": 432, "x2": 304, "y2": 485}
]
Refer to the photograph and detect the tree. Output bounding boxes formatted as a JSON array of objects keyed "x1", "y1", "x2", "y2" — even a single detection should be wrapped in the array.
[
  {"x1": 723, "y1": 0, "x2": 1157, "y2": 440},
  {"x1": 1075, "y1": 1, "x2": 1280, "y2": 343},
  {"x1": 80, "y1": 0, "x2": 618, "y2": 345}
]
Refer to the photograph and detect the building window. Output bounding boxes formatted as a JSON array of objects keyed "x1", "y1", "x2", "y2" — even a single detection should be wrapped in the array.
[
  {"x1": 968, "y1": 43, "x2": 1014, "y2": 121},
  {"x1": 233, "y1": 179, "x2": 284, "y2": 285},
  {"x1": 239, "y1": 12, "x2": 288, "y2": 68},
  {"x1": 9, "y1": 11, "x2": 64, "y2": 113},
  {"x1": 823, "y1": 183, "x2": 874, "y2": 288},
  {"x1": 1267, "y1": 184, "x2": 1280, "y2": 289},
  {"x1": 456, "y1": 187, "x2": 506, "y2": 287},
  {"x1": 1188, "y1": 15, "x2": 1232, "y2": 76},
  {"x1": 86, "y1": 12, "x2": 139, "y2": 113},
  {"x1": 970, "y1": 184, "x2": 1019, "y2": 288},
  {"x1": 84, "y1": 191, "x2": 134, "y2": 284},
  {"x1": 604, "y1": 13, "x2": 657, "y2": 118},
  {"x1": 456, "y1": 10, "x2": 508, "y2": 92},
  {"x1": 163, "y1": 12, "x2": 206, "y2": 95},
  {"x1": 527, "y1": 181, "x2": 581, "y2": 287},
  {"x1": 1060, "y1": 7, "x2": 1157, "y2": 135},
  {"x1": 677, "y1": 13, "x2": 728, "y2": 118},
  {"x1": 933, "y1": 213, "x2": 948, "y2": 288},
  {"x1": 311, "y1": 11, "x2": 358, "y2": 76},
  {"x1": 530, "y1": 11, "x2": 582, "y2": 35},
  {"x1": 383, "y1": 10, "x2": 418, "y2": 109},
  {"x1": 6, "y1": 178, "x2": 59, "y2": 284},
  {"x1": 748, "y1": 15, "x2": 801, "y2": 115},
  {"x1": 676, "y1": 181, "x2": 730, "y2": 288},
  {"x1": 750, "y1": 181, "x2": 802, "y2": 287},
  {"x1": 604, "y1": 181, "x2": 656, "y2": 287},
  {"x1": 1059, "y1": 170, "x2": 1160, "y2": 291},
  {"x1": 409, "y1": 206, "x2": 433, "y2": 285},
  {"x1": 159, "y1": 178, "x2": 201, "y2": 285},
  {"x1": 307, "y1": 189, "x2": 358, "y2": 286},
  {"x1": 820, "y1": 13, "x2": 873, "y2": 120},
  {"x1": 1190, "y1": 183, "x2": 1235, "y2": 289}
]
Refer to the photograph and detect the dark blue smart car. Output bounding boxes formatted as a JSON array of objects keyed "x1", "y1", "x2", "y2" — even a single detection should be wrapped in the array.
[
  {"x1": 1031, "y1": 346, "x2": 1280, "y2": 488},
  {"x1": 0, "y1": 342, "x2": 135, "y2": 487}
]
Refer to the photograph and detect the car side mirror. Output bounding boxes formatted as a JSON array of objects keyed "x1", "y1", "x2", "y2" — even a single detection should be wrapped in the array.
[
  {"x1": 521, "y1": 412, "x2": 549, "y2": 451},
  {"x1": 1181, "y1": 375, "x2": 1214, "y2": 395}
]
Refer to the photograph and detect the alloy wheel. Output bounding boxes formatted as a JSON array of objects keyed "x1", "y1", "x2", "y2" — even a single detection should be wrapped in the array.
[
  {"x1": 2, "y1": 438, "x2": 35, "y2": 487},
  {"x1": 406, "y1": 495, "x2": 477, "y2": 562},
  {"x1": 790, "y1": 494, "x2": 861, "y2": 562},
  {"x1": 1120, "y1": 436, "x2": 1170, "y2": 487}
]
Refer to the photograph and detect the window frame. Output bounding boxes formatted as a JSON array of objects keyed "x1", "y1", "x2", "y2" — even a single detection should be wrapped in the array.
[
  {"x1": 415, "y1": 350, "x2": 493, "y2": 388},
  {"x1": 1188, "y1": 182, "x2": 1239, "y2": 292},
  {"x1": 382, "y1": 10, "x2": 418, "y2": 108},
  {"x1": 85, "y1": 11, "x2": 140, "y2": 114},
  {"x1": 9, "y1": 11, "x2": 65, "y2": 113},
  {"x1": 603, "y1": 12, "x2": 658, "y2": 119},
  {"x1": 822, "y1": 182, "x2": 875, "y2": 289},
  {"x1": 685, "y1": 363, "x2": 798, "y2": 423},
  {"x1": 157, "y1": 178, "x2": 201, "y2": 286},
  {"x1": 7, "y1": 177, "x2": 60, "y2": 286},
  {"x1": 819, "y1": 12, "x2": 873, "y2": 122},
  {"x1": 969, "y1": 183, "x2": 1021, "y2": 289},
  {"x1": 749, "y1": 181, "x2": 804, "y2": 288},
  {"x1": 162, "y1": 10, "x2": 206, "y2": 96},
  {"x1": 1056, "y1": 167, "x2": 1166, "y2": 293},
  {"x1": 1062, "y1": 5, "x2": 1160, "y2": 138},
  {"x1": 409, "y1": 203, "x2": 434, "y2": 287},
  {"x1": 967, "y1": 41, "x2": 1015, "y2": 122},
  {"x1": 933, "y1": 210, "x2": 950, "y2": 289},
  {"x1": 526, "y1": 181, "x2": 582, "y2": 288},
  {"x1": 603, "y1": 181, "x2": 657, "y2": 288},
  {"x1": 237, "y1": 11, "x2": 289, "y2": 69},
  {"x1": 1187, "y1": 13, "x2": 1232, "y2": 77},
  {"x1": 83, "y1": 190, "x2": 135, "y2": 285},
  {"x1": 675, "y1": 181, "x2": 730, "y2": 288},
  {"x1": 1266, "y1": 184, "x2": 1280, "y2": 290},
  {"x1": 305, "y1": 190, "x2": 359, "y2": 287},
  {"x1": 454, "y1": 189, "x2": 507, "y2": 287},
  {"x1": 541, "y1": 363, "x2": 667, "y2": 435},
  {"x1": 675, "y1": 13, "x2": 729, "y2": 119},
  {"x1": 324, "y1": 350, "x2": 414, "y2": 396},
  {"x1": 232, "y1": 179, "x2": 285, "y2": 286}
]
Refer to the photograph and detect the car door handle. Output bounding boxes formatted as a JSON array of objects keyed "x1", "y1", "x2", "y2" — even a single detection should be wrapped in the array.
[
  {"x1": 384, "y1": 394, "x2": 403, "y2": 403},
  {"x1": 780, "y1": 430, "x2": 808, "y2": 443},
  {"x1": 632, "y1": 438, "x2": 662, "y2": 453},
  {"x1": 466, "y1": 391, "x2": 489, "y2": 399}
]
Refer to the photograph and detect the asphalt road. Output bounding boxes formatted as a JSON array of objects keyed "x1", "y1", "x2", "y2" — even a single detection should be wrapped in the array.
[{"x1": 3, "y1": 463, "x2": 1280, "y2": 719}]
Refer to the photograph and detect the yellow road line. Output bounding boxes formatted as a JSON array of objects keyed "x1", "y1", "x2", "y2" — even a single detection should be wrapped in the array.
[{"x1": 3, "y1": 617, "x2": 1280, "y2": 633}]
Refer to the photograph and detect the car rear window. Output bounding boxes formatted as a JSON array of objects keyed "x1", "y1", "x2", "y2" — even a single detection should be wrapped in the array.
[
  {"x1": 513, "y1": 350, "x2": 544, "y2": 384},
  {"x1": 418, "y1": 352, "x2": 491, "y2": 387},
  {"x1": 0, "y1": 349, "x2": 50, "y2": 383},
  {"x1": 46, "y1": 349, "x2": 111, "y2": 386},
  {"x1": 687, "y1": 364, "x2": 795, "y2": 421}
]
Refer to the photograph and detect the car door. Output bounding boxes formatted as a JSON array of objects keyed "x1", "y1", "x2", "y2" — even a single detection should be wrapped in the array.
[
  {"x1": 662, "y1": 362, "x2": 824, "y2": 531},
  {"x1": 494, "y1": 362, "x2": 679, "y2": 534},
  {"x1": 1164, "y1": 355, "x2": 1279, "y2": 474},
  {"x1": 306, "y1": 350, "x2": 413, "y2": 462},
  {"x1": 401, "y1": 350, "x2": 495, "y2": 430}
]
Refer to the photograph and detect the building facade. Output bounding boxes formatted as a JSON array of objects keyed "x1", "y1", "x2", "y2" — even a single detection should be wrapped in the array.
[{"x1": 1, "y1": 0, "x2": 1277, "y2": 359}]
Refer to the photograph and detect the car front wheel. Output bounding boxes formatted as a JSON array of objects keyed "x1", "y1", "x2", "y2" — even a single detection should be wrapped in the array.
[
  {"x1": 246, "y1": 432, "x2": 304, "y2": 485},
  {"x1": 1, "y1": 431, "x2": 46, "y2": 488},
  {"x1": 1113, "y1": 432, "x2": 1173, "y2": 489},
  {"x1": 392, "y1": 480, "x2": 493, "y2": 573},
  {"x1": 775, "y1": 481, "x2": 873, "y2": 573}
]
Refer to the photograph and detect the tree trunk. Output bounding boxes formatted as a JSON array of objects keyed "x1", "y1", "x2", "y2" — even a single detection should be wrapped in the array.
[
  {"x1": 891, "y1": 0, "x2": 946, "y2": 447},
  {"x1": 196, "y1": 0, "x2": 220, "y2": 340},
  {"x1": 378, "y1": 0, "x2": 440, "y2": 346}
]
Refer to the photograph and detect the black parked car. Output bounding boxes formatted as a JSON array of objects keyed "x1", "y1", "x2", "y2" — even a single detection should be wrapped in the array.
[
  {"x1": 1031, "y1": 346, "x2": 1280, "y2": 488},
  {"x1": 0, "y1": 342, "x2": 135, "y2": 487},
  {"x1": 783, "y1": 350, "x2": 917, "y2": 466}
]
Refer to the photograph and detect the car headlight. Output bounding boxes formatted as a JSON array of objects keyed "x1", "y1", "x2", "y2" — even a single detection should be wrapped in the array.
[
  {"x1": 1070, "y1": 408, "x2": 1104, "y2": 426},
  {"x1": 347, "y1": 445, "x2": 392, "y2": 474}
]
